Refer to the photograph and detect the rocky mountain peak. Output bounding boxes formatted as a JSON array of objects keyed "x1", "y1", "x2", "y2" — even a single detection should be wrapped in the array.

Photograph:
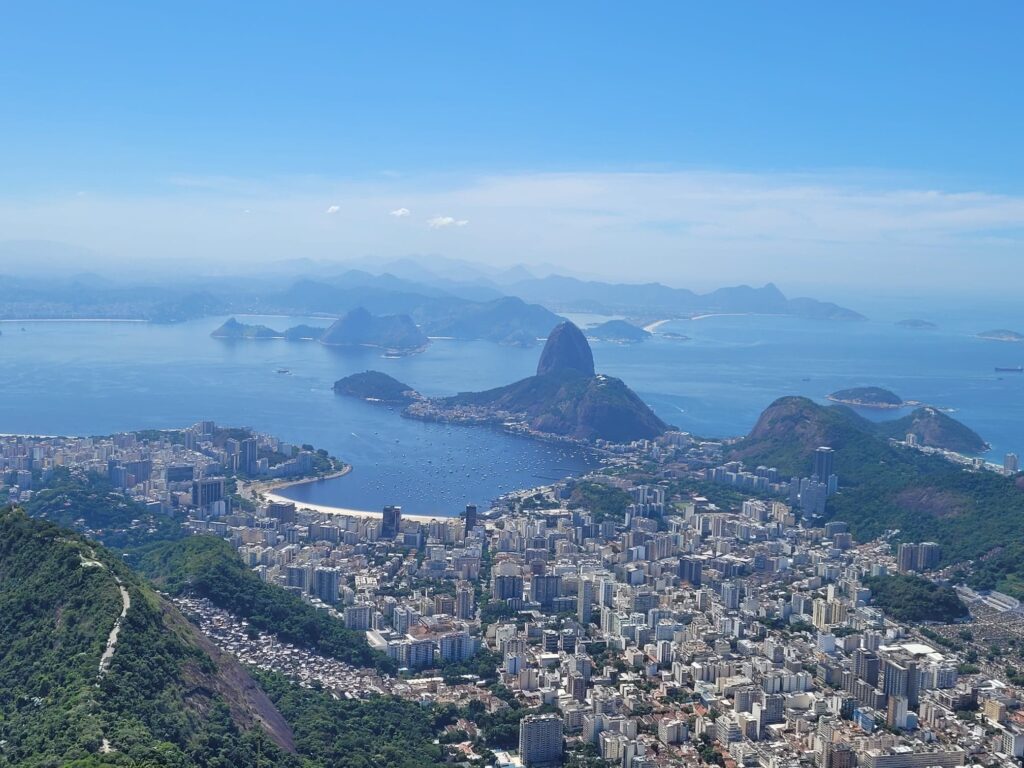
[{"x1": 536, "y1": 321, "x2": 595, "y2": 377}]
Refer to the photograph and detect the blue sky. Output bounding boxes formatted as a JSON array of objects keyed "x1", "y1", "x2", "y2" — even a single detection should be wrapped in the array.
[{"x1": 1, "y1": 2, "x2": 1022, "y2": 293}]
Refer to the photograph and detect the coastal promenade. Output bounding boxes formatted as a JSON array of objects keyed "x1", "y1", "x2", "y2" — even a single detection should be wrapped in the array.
[{"x1": 252, "y1": 469, "x2": 449, "y2": 523}]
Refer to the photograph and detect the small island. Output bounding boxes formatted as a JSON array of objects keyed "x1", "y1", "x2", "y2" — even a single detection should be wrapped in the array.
[
  {"x1": 319, "y1": 307, "x2": 428, "y2": 354},
  {"x1": 978, "y1": 329, "x2": 1024, "y2": 342},
  {"x1": 585, "y1": 319, "x2": 651, "y2": 343},
  {"x1": 332, "y1": 371, "x2": 422, "y2": 405},
  {"x1": 282, "y1": 324, "x2": 326, "y2": 341},
  {"x1": 211, "y1": 309, "x2": 429, "y2": 354},
  {"x1": 211, "y1": 317, "x2": 282, "y2": 340},
  {"x1": 896, "y1": 319, "x2": 937, "y2": 330},
  {"x1": 827, "y1": 386, "x2": 905, "y2": 409}
]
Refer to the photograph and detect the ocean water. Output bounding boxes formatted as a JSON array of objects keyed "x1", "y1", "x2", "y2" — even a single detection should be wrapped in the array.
[
  {"x1": 0, "y1": 304, "x2": 1020, "y2": 515},
  {"x1": 590, "y1": 311, "x2": 1024, "y2": 458}
]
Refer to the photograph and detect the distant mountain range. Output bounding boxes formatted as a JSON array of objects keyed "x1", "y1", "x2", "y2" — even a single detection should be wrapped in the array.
[
  {"x1": 503, "y1": 276, "x2": 865, "y2": 320},
  {"x1": 0, "y1": 257, "x2": 867, "y2": 340},
  {"x1": 334, "y1": 321, "x2": 669, "y2": 442}
]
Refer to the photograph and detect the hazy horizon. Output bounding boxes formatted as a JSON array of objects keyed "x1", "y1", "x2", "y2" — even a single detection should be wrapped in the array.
[{"x1": 2, "y1": 3, "x2": 1022, "y2": 299}]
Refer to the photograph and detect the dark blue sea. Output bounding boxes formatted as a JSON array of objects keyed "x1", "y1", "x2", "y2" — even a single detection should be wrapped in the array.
[{"x1": 0, "y1": 299, "x2": 1020, "y2": 515}]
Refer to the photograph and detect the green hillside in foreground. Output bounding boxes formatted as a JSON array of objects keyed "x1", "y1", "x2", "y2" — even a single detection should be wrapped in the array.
[
  {"x1": 729, "y1": 397, "x2": 1024, "y2": 595},
  {"x1": 0, "y1": 508, "x2": 297, "y2": 767},
  {"x1": 0, "y1": 510, "x2": 454, "y2": 767}
]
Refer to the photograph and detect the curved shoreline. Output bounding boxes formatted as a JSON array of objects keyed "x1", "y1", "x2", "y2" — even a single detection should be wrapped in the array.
[
  {"x1": 264, "y1": 490, "x2": 448, "y2": 523},
  {"x1": 246, "y1": 465, "x2": 353, "y2": 496},
  {"x1": 257, "y1": 465, "x2": 450, "y2": 523}
]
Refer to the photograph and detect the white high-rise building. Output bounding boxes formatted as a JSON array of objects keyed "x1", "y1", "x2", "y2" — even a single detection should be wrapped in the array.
[
  {"x1": 519, "y1": 714, "x2": 563, "y2": 767},
  {"x1": 1005, "y1": 453, "x2": 1020, "y2": 474}
]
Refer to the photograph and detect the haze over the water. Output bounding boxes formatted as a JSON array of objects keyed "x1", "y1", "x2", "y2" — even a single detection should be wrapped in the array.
[{"x1": 1, "y1": 3, "x2": 1022, "y2": 297}]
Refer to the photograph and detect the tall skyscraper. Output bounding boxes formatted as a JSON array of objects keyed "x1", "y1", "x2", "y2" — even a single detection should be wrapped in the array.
[
  {"x1": 463, "y1": 503, "x2": 478, "y2": 532},
  {"x1": 578, "y1": 579, "x2": 596, "y2": 623},
  {"x1": 896, "y1": 542, "x2": 919, "y2": 573},
  {"x1": 813, "y1": 446, "x2": 835, "y2": 483},
  {"x1": 519, "y1": 714, "x2": 563, "y2": 767},
  {"x1": 530, "y1": 574, "x2": 562, "y2": 609},
  {"x1": 1006, "y1": 453, "x2": 1020, "y2": 474},
  {"x1": 239, "y1": 437, "x2": 258, "y2": 476},
  {"x1": 916, "y1": 542, "x2": 942, "y2": 571},
  {"x1": 312, "y1": 567, "x2": 340, "y2": 605},
  {"x1": 381, "y1": 505, "x2": 402, "y2": 539},
  {"x1": 678, "y1": 557, "x2": 702, "y2": 587},
  {"x1": 191, "y1": 477, "x2": 225, "y2": 508},
  {"x1": 493, "y1": 573, "x2": 524, "y2": 601},
  {"x1": 267, "y1": 500, "x2": 297, "y2": 523},
  {"x1": 456, "y1": 583, "x2": 475, "y2": 620},
  {"x1": 720, "y1": 581, "x2": 741, "y2": 610}
]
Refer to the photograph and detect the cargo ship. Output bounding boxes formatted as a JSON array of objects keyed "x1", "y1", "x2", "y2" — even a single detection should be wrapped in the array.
[{"x1": 995, "y1": 365, "x2": 1023, "y2": 372}]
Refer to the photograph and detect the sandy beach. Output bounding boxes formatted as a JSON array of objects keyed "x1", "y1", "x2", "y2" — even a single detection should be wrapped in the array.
[
  {"x1": 263, "y1": 490, "x2": 448, "y2": 523},
  {"x1": 255, "y1": 468, "x2": 450, "y2": 523}
]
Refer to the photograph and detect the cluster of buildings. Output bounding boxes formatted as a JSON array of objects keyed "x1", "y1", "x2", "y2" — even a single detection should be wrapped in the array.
[
  {"x1": 173, "y1": 595, "x2": 392, "y2": 697},
  {"x1": 9, "y1": 420, "x2": 1024, "y2": 767},
  {"x1": 894, "y1": 435, "x2": 1021, "y2": 479},
  {"x1": 179, "y1": 454, "x2": 1024, "y2": 768},
  {"x1": 187, "y1": 496, "x2": 486, "y2": 673},
  {"x1": 705, "y1": 446, "x2": 839, "y2": 517},
  {"x1": 0, "y1": 422, "x2": 323, "y2": 516}
]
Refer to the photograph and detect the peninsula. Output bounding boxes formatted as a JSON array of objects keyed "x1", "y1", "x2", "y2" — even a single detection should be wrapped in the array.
[{"x1": 333, "y1": 321, "x2": 669, "y2": 443}]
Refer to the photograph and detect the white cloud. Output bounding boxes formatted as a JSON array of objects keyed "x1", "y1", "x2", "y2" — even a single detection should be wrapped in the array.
[
  {"x1": 427, "y1": 215, "x2": 469, "y2": 229},
  {"x1": 3, "y1": 170, "x2": 1024, "y2": 295},
  {"x1": 325, "y1": 204, "x2": 341, "y2": 214}
]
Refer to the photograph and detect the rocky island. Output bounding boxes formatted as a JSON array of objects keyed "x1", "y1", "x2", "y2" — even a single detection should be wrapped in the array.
[
  {"x1": 333, "y1": 321, "x2": 669, "y2": 443},
  {"x1": 211, "y1": 317, "x2": 288, "y2": 340},
  {"x1": 211, "y1": 317, "x2": 328, "y2": 341},
  {"x1": 332, "y1": 371, "x2": 421, "y2": 405},
  {"x1": 978, "y1": 328, "x2": 1024, "y2": 342},
  {"x1": 827, "y1": 386, "x2": 905, "y2": 409},
  {"x1": 896, "y1": 319, "x2": 937, "y2": 329},
  {"x1": 584, "y1": 319, "x2": 651, "y2": 343},
  {"x1": 211, "y1": 308, "x2": 428, "y2": 354},
  {"x1": 319, "y1": 307, "x2": 428, "y2": 353}
]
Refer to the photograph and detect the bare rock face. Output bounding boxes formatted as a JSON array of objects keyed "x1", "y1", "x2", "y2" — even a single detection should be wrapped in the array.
[{"x1": 536, "y1": 321, "x2": 595, "y2": 378}]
